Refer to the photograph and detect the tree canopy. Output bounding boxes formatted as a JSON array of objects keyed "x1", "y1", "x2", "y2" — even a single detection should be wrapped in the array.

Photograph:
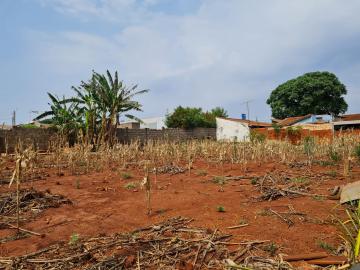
[
  {"x1": 266, "y1": 71, "x2": 348, "y2": 119},
  {"x1": 165, "y1": 106, "x2": 228, "y2": 129}
]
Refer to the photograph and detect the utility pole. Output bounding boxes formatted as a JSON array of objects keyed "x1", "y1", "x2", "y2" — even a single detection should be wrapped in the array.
[
  {"x1": 240, "y1": 100, "x2": 253, "y2": 120},
  {"x1": 246, "y1": 101, "x2": 250, "y2": 121},
  {"x1": 12, "y1": 110, "x2": 16, "y2": 127}
]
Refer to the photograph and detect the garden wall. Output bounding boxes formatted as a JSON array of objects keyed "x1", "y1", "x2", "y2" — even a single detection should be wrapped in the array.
[
  {"x1": 0, "y1": 127, "x2": 57, "y2": 153},
  {"x1": 116, "y1": 128, "x2": 216, "y2": 143},
  {"x1": 0, "y1": 127, "x2": 216, "y2": 153},
  {"x1": 253, "y1": 128, "x2": 360, "y2": 143}
]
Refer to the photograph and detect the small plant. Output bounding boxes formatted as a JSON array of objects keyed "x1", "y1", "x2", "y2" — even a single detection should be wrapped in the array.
[
  {"x1": 250, "y1": 131, "x2": 266, "y2": 143},
  {"x1": 354, "y1": 144, "x2": 360, "y2": 160},
  {"x1": 69, "y1": 233, "x2": 80, "y2": 245},
  {"x1": 338, "y1": 201, "x2": 360, "y2": 263},
  {"x1": 212, "y1": 176, "x2": 227, "y2": 185},
  {"x1": 217, "y1": 205, "x2": 226, "y2": 212},
  {"x1": 250, "y1": 177, "x2": 258, "y2": 185},
  {"x1": 329, "y1": 148, "x2": 341, "y2": 162},
  {"x1": 318, "y1": 240, "x2": 336, "y2": 254},
  {"x1": 312, "y1": 195, "x2": 325, "y2": 201},
  {"x1": 195, "y1": 169, "x2": 208, "y2": 176},
  {"x1": 272, "y1": 123, "x2": 281, "y2": 136},
  {"x1": 303, "y1": 136, "x2": 315, "y2": 155},
  {"x1": 263, "y1": 242, "x2": 278, "y2": 256},
  {"x1": 290, "y1": 177, "x2": 309, "y2": 185},
  {"x1": 315, "y1": 160, "x2": 336, "y2": 166},
  {"x1": 286, "y1": 126, "x2": 302, "y2": 136},
  {"x1": 124, "y1": 182, "x2": 137, "y2": 190},
  {"x1": 120, "y1": 172, "x2": 133, "y2": 180}
]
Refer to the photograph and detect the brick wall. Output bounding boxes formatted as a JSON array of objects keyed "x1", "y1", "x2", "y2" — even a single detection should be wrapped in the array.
[{"x1": 253, "y1": 127, "x2": 360, "y2": 143}]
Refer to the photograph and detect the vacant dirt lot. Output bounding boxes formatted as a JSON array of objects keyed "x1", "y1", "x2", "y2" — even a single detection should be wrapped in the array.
[{"x1": 0, "y1": 158, "x2": 354, "y2": 264}]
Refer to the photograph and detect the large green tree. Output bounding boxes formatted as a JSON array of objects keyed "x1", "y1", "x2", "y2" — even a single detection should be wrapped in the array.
[
  {"x1": 267, "y1": 71, "x2": 348, "y2": 119},
  {"x1": 165, "y1": 106, "x2": 228, "y2": 129}
]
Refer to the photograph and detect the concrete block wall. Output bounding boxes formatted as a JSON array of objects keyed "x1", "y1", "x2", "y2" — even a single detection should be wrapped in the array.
[{"x1": 0, "y1": 127, "x2": 216, "y2": 153}]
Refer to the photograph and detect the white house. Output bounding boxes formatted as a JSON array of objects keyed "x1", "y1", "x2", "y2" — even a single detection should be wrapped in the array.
[
  {"x1": 216, "y1": 117, "x2": 271, "y2": 142},
  {"x1": 140, "y1": 117, "x2": 166, "y2": 129}
]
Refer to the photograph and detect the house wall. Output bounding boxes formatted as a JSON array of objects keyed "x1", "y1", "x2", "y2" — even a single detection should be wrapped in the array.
[
  {"x1": 216, "y1": 118, "x2": 250, "y2": 142},
  {"x1": 140, "y1": 117, "x2": 166, "y2": 130},
  {"x1": 118, "y1": 122, "x2": 140, "y2": 129}
]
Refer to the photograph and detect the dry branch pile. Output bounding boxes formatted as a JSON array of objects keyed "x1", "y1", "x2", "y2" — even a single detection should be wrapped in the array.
[
  {"x1": 0, "y1": 188, "x2": 71, "y2": 218},
  {"x1": 0, "y1": 217, "x2": 289, "y2": 270},
  {"x1": 255, "y1": 174, "x2": 311, "y2": 201}
]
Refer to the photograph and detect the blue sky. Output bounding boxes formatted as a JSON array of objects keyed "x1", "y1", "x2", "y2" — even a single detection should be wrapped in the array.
[{"x1": 1, "y1": 0, "x2": 360, "y2": 124}]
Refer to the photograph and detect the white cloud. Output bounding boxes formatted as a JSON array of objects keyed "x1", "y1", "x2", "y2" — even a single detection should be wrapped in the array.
[{"x1": 28, "y1": 0, "x2": 360, "y2": 120}]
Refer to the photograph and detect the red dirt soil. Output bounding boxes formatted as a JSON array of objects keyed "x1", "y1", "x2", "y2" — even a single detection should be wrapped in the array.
[{"x1": 0, "y1": 160, "x2": 357, "y2": 261}]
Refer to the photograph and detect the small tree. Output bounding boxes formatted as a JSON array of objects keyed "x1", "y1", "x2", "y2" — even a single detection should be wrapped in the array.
[
  {"x1": 267, "y1": 71, "x2": 348, "y2": 119},
  {"x1": 165, "y1": 106, "x2": 228, "y2": 128}
]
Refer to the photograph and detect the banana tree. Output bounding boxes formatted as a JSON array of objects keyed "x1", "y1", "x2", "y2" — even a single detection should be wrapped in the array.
[
  {"x1": 33, "y1": 93, "x2": 83, "y2": 142},
  {"x1": 93, "y1": 70, "x2": 148, "y2": 145},
  {"x1": 64, "y1": 76, "x2": 100, "y2": 145}
]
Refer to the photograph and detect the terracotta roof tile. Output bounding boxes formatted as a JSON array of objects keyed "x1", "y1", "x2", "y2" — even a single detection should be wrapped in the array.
[
  {"x1": 277, "y1": 114, "x2": 312, "y2": 127},
  {"x1": 218, "y1": 117, "x2": 272, "y2": 127},
  {"x1": 339, "y1": 114, "x2": 360, "y2": 121}
]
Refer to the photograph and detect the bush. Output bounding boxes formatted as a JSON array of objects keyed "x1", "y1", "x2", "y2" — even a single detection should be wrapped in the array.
[
  {"x1": 272, "y1": 123, "x2": 281, "y2": 136},
  {"x1": 355, "y1": 144, "x2": 360, "y2": 160},
  {"x1": 328, "y1": 147, "x2": 341, "y2": 162},
  {"x1": 303, "y1": 136, "x2": 315, "y2": 156},
  {"x1": 286, "y1": 126, "x2": 302, "y2": 136},
  {"x1": 250, "y1": 131, "x2": 266, "y2": 143}
]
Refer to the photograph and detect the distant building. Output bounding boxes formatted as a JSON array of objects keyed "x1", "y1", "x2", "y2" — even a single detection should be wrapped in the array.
[
  {"x1": 140, "y1": 117, "x2": 166, "y2": 130},
  {"x1": 274, "y1": 114, "x2": 332, "y2": 127},
  {"x1": 216, "y1": 117, "x2": 271, "y2": 142},
  {"x1": 0, "y1": 124, "x2": 12, "y2": 130},
  {"x1": 333, "y1": 114, "x2": 360, "y2": 131},
  {"x1": 118, "y1": 122, "x2": 140, "y2": 129}
]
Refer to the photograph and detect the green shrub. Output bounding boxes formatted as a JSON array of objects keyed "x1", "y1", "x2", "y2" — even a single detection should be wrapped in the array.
[
  {"x1": 328, "y1": 148, "x2": 341, "y2": 162},
  {"x1": 217, "y1": 205, "x2": 226, "y2": 212},
  {"x1": 286, "y1": 126, "x2": 302, "y2": 136},
  {"x1": 124, "y1": 182, "x2": 137, "y2": 190},
  {"x1": 354, "y1": 144, "x2": 360, "y2": 160},
  {"x1": 303, "y1": 136, "x2": 315, "y2": 156},
  {"x1": 272, "y1": 123, "x2": 281, "y2": 136},
  {"x1": 69, "y1": 233, "x2": 80, "y2": 245},
  {"x1": 120, "y1": 172, "x2": 132, "y2": 180},
  {"x1": 263, "y1": 242, "x2": 278, "y2": 256},
  {"x1": 250, "y1": 131, "x2": 266, "y2": 143},
  {"x1": 212, "y1": 176, "x2": 227, "y2": 185}
]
